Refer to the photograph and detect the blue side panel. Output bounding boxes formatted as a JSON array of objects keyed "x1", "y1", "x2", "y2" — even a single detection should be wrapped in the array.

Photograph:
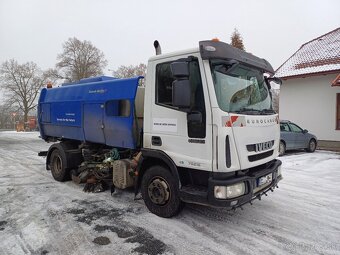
[
  {"x1": 50, "y1": 101, "x2": 82, "y2": 127},
  {"x1": 104, "y1": 99, "x2": 135, "y2": 149},
  {"x1": 43, "y1": 77, "x2": 140, "y2": 102},
  {"x1": 41, "y1": 125, "x2": 84, "y2": 141},
  {"x1": 38, "y1": 76, "x2": 142, "y2": 149},
  {"x1": 41, "y1": 104, "x2": 51, "y2": 122},
  {"x1": 83, "y1": 103, "x2": 105, "y2": 144}
]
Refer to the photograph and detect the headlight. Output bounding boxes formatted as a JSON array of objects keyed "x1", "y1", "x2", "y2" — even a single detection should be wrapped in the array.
[
  {"x1": 214, "y1": 182, "x2": 246, "y2": 199},
  {"x1": 214, "y1": 186, "x2": 228, "y2": 199}
]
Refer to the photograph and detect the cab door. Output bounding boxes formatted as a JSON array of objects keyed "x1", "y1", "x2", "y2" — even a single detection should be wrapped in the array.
[{"x1": 148, "y1": 55, "x2": 212, "y2": 171}]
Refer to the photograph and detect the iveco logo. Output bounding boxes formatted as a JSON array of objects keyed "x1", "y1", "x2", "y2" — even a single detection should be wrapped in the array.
[{"x1": 255, "y1": 141, "x2": 274, "y2": 152}]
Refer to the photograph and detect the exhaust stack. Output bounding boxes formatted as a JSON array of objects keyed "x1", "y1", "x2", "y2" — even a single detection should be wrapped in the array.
[{"x1": 154, "y1": 40, "x2": 162, "y2": 55}]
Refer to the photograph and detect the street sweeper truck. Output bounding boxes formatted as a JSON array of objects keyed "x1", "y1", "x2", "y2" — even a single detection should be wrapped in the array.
[{"x1": 38, "y1": 40, "x2": 282, "y2": 217}]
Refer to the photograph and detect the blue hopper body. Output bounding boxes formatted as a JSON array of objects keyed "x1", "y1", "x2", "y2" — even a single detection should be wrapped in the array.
[{"x1": 38, "y1": 76, "x2": 143, "y2": 149}]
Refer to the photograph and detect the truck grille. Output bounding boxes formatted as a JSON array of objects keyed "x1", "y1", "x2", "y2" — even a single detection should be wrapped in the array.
[
  {"x1": 248, "y1": 150, "x2": 273, "y2": 162},
  {"x1": 247, "y1": 140, "x2": 274, "y2": 152}
]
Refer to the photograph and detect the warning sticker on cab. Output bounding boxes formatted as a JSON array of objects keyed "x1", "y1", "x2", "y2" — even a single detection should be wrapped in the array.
[{"x1": 153, "y1": 118, "x2": 177, "y2": 132}]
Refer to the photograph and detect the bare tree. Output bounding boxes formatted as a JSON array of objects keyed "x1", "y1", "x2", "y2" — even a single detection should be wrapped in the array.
[
  {"x1": 230, "y1": 28, "x2": 245, "y2": 51},
  {"x1": 113, "y1": 63, "x2": 146, "y2": 78},
  {"x1": 0, "y1": 59, "x2": 47, "y2": 122},
  {"x1": 112, "y1": 63, "x2": 146, "y2": 86},
  {"x1": 56, "y1": 37, "x2": 108, "y2": 82},
  {"x1": 0, "y1": 101, "x2": 15, "y2": 129}
]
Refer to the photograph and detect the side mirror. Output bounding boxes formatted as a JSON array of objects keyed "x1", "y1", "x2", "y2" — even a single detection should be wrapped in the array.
[
  {"x1": 170, "y1": 62, "x2": 189, "y2": 78},
  {"x1": 171, "y1": 61, "x2": 191, "y2": 109},
  {"x1": 267, "y1": 77, "x2": 282, "y2": 85},
  {"x1": 173, "y1": 80, "x2": 191, "y2": 108},
  {"x1": 303, "y1": 129, "x2": 308, "y2": 133}
]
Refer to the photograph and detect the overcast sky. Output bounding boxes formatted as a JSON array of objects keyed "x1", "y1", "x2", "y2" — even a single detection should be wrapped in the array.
[{"x1": 0, "y1": 0, "x2": 339, "y2": 78}]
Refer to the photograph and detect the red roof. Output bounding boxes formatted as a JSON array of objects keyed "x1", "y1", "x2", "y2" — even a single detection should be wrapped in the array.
[{"x1": 275, "y1": 27, "x2": 340, "y2": 79}]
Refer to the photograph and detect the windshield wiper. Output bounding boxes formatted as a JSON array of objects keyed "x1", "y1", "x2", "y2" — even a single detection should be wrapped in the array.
[
  {"x1": 260, "y1": 109, "x2": 276, "y2": 114},
  {"x1": 233, "y1": 108, "x2": 276, "y2": 115},
  {"x1": 234, "y1": 108, "x2": 260, "y2": 114}
]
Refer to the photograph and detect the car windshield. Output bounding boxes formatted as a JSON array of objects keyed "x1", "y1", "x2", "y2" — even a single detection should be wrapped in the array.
[{"x1": 211, "y1": 59, "x2": 273, "y2": 114}]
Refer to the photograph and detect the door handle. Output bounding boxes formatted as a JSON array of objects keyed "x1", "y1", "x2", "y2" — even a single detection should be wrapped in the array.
[{"x1": 152, "y1": 136, "x2": 162, "y2": 146}]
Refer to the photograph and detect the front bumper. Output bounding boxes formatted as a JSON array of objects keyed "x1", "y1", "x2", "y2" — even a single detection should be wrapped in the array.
[{"x1": 180, "y1": 159, "x2": 282, "y2": 209}]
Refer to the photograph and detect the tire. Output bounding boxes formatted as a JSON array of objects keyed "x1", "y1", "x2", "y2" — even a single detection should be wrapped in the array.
[
  {"x1": 306, "y1": 139, "x2": 317, "y2": 153},
  {"x1": 141, "y1": 165, "x2": 184, "y2": 218},
  {"x1": 50, "y1": 149, "x2": 69, "y2": 182},
  {"x1": 279, "y1": 141, "x2": 286, "y2": 156}
]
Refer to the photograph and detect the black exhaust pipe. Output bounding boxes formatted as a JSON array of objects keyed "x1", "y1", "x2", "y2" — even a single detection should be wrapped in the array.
[{"x1": 154, "y1": 40, "x2": 162, "y2": 55}]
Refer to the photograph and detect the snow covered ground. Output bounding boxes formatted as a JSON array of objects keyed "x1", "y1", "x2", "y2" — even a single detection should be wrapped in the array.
[{"x1": 0, "y1": 131, "x2": 339, "y2": 255}]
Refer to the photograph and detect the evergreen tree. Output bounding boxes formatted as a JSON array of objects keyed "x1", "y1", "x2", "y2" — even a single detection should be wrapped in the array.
[{"x1": 230, "y1": 28, "x2": 245, "y2": 51}]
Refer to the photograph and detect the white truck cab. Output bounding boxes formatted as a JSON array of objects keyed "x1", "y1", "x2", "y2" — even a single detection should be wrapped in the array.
[{"x1": 137, "y1": 40, "x2": 282, "y2": 217}]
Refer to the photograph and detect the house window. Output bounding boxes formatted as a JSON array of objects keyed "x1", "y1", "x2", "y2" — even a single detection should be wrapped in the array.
[{"x1": 337, "y1": 94, "x2": 340, "y2": 130}]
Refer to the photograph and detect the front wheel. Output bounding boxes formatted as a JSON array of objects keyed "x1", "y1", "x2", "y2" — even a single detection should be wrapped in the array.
[
  {"x1": 279, "y1": 141, "x2": 286, "y2": 156},
  {"x1": 141, "y1": 165, "x2": 183, "y2": 218},
  {"x1": 306, "y1": 139, "x2": 317, "y2": 152}
]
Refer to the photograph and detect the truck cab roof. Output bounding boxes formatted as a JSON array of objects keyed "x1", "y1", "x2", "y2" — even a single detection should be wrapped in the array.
[{"x1": 148, "y1": 48, "x2": 199, "y2": 62}]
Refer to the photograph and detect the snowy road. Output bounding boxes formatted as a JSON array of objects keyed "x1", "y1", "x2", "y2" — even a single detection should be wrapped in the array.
[{"x1": 0, "y1": 131, "x2": 339, "y2": 255}]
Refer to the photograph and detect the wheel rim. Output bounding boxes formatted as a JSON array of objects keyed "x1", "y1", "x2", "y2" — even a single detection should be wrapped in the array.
[
  {"x1": 310, "y1": 140, "x2": 316, "y2": 151},
  {"x1": 52, "y1": 155, "x2": 63, "y2": 175},
  {"x1": 148, "y1": 177, "x2": 170, "y2": 205}
]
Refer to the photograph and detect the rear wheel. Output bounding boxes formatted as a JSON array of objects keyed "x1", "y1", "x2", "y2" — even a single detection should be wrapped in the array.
[
  {"x1": 279, "y1": 141, "x2": 286, "y2": 156},
  {"x1": 141, "y1": 165, "x2": 183, "y2": 218},
  {"x1": 50, "y1": 149, "x2": 69, "y2": 182},
  {"x1": 306, "y1": 139, "x2": 316, "y2": 152}
]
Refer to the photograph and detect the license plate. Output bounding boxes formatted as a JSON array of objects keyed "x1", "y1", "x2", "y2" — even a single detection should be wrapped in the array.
[{"x1": 257, "y1": 173, "x2": 272, "y2": 187}]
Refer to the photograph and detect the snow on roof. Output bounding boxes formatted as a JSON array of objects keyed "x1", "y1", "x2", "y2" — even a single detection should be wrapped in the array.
[{"x1": 275, "y1": 27, "x2": 340, "y2": 78}]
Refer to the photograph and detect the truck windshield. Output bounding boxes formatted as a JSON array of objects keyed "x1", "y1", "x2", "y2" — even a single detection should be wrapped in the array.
[{"x1": 211, "y1": 60, "x2": 273, "y2": 114}]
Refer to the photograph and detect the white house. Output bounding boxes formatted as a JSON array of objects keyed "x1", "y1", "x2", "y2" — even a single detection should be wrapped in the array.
[{"x1": 275, "y1": 28, "x2": 340, "y2": 149}]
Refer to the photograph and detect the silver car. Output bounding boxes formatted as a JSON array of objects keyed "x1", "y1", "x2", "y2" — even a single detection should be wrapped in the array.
[{"x1": 279, "y1": 120, "x2": 317, "y2": 156}]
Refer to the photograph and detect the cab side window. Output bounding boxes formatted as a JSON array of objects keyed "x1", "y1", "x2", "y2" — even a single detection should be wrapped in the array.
[
  {"x1": 156, "y1": 63, "x2": 174, "y2": 107},
  {"x1": 156, "y1": 60, "x2": 204, "y2": 110},
  {"x1": 155, "y1": 59, "x2": 206, "y2": 138}
]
